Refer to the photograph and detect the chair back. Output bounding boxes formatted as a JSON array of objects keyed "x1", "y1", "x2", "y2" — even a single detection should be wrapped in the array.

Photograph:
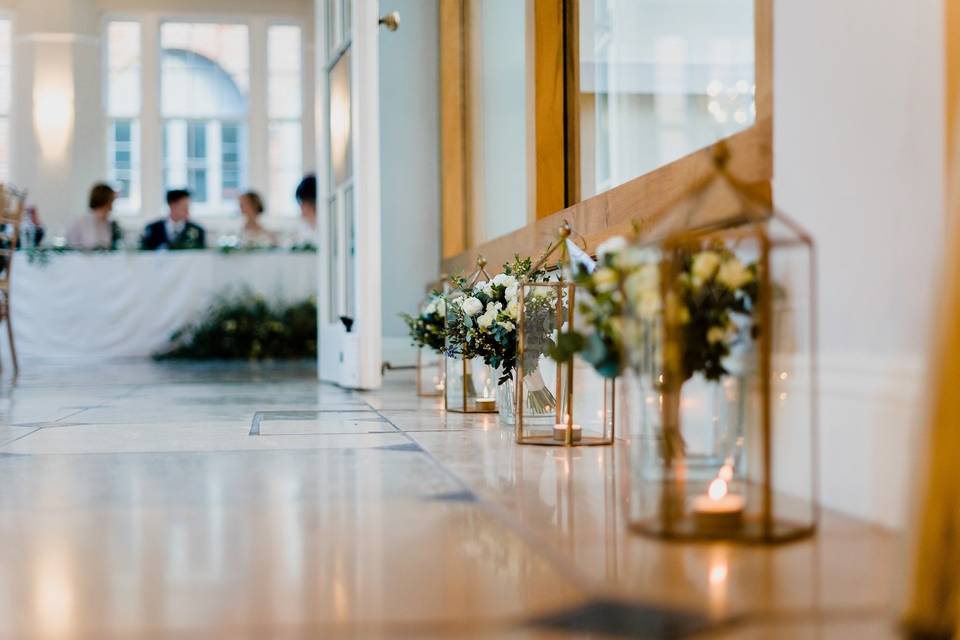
[{"x1": 0, "y1": 184, "x2": 27, "y2": 293}]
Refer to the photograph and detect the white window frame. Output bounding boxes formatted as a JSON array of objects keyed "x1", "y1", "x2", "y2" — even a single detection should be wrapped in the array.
[
  {"x1": 102, "y1": 11, "x2": 313, "y2": 227},
  {"x1": 0, "y1": 12, "x2": 14, "y2": 184},
  {"x1": 266, "y1": 21, "x2": 306, "y2": 218}
]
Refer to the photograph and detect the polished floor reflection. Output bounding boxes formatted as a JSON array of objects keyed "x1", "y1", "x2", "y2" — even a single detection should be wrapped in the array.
[{"x1": 0, "y1": 360, "x2": 900, "y2": 638}]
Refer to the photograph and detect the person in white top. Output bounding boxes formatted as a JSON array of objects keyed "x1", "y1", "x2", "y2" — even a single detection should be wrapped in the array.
[
  {"x1": 66, "y1": 183, "x2": 121, "y2": 250},
  {"x1": 239, "y1": 191, "x2": 278, "y2": 247}
]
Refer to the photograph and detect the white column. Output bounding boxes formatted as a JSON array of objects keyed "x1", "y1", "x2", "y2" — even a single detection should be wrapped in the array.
[
  {"x1": 139, "y1": 13, "x2": 161, "y2": 219},
  {"x1": 248, "y1": 16, "x2": 268, "y2": 199},
  {"x1": 12, "y1": 0, "x2": 102, "y2": 235}
]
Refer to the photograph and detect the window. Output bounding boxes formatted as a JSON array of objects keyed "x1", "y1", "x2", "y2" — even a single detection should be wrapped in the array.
[
  {"x1": 268, "y1": 24, "x2": 303, "y2": 216},
  {"x1": 104, "y1": 17, "x2": 309, "y2": 218},
  {"x1": 578, "y1": 0, "x2": 756, "y2": 198},
  {"x1": 161, "y1": 22, "x2": 249, "y2": 213},
  {"x1": 0, "y1": 18, "x2": 10, "y2": 182},
  {"x1": 105, "y1": 21, "x2": 142, "y2": 210}
]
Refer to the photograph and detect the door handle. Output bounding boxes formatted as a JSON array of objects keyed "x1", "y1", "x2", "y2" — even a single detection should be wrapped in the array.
[{"x1": 378, "y1": 11, "x2": 400, "y2": 32}]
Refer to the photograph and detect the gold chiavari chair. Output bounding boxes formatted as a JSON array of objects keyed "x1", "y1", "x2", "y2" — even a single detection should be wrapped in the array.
[{"x1": 0, "y1": 184, "x2": 27, "y2": 372}]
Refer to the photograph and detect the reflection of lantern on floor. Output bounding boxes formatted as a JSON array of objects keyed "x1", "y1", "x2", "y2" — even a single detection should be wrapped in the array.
[
  {"x1": 515, "y1": 224, "x2": 616, "y2": 447},
  {"x1": 415, "y1": 277, "x2": 446, "y2": 398},
  {"x1": 445, "y1": 257, "x2": 499, "y2": 414},
  {"x1": 627, "y1": 143, "x2": 818, "y2": 543}
]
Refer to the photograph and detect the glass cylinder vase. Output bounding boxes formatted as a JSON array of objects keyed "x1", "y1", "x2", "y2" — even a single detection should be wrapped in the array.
[{"x1": 498, "y1": 368, "x2": 559, "y2": 426}]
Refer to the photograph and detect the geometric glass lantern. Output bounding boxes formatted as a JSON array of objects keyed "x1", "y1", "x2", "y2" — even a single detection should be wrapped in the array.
[
  {"x1": 415, "y1": 278, "x2": 447, "y2": 398},
  {"x1": 515, "y1": 224, "x2": 616, "y2": 446},
  {"x1": 626, "y1": 143, "x2": 818, "y2": 543},
  {"x1": 444, "y1": 257, "x2": 499, "y2": 413}
]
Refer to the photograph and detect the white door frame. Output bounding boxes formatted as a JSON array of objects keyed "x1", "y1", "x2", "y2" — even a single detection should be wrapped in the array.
[{"x1": 315, "y1": 0, "x2": 382, "y2": 390}]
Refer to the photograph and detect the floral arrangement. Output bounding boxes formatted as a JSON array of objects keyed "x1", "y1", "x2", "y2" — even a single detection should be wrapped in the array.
[
  {"x1": 401, "y1": 292, "x2": 447, "y2": 354},
  {"x1": 444, "y1": 257, "x2": 560, "y2": 383},
  {"x1": 155, "y1": 290, "x2": 317, "y2": 360},
  {"x1": 573, "y1": 236, "x2": 758, "y2": 382}
]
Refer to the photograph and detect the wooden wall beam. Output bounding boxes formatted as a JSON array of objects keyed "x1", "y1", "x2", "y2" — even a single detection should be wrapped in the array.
[
  {"x1": 442, "y1": 120, "x2": 772, "y2": 275},
  {"x1": 534, "y1": 0, "x2": 567, "y2": 219},
  {"x1": 440, "y1": 0, "x2": 469, "y2": 260}
]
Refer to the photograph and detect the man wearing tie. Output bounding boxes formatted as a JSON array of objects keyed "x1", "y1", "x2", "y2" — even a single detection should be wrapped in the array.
[{"x1": 140, "y1": 189, "x2": 207, "y2": 250}]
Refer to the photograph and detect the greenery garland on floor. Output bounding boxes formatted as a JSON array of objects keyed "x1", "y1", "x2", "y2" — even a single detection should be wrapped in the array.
[{"x1": 155, "y1": 290, "x2": 317, "y2": 360}]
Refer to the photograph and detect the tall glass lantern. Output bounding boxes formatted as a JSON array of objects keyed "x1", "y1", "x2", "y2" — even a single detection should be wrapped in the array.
[
  {"x1": 415, "y1": 277, "x2": 447, "y2": 398},
  {"x1": 626, "y1": 144, "x2": 818, "y2": 543},
  {"x1": 445, "y1": 257, "x2": 499, "y2": 413},
  {"x1": 515, "y1": 224, "x2": 616, "y2": 446}
]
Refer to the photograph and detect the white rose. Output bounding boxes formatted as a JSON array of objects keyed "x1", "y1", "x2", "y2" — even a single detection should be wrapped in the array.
[
  {"x1": 506, "y1": 298, "x2": 520, "y2": 320},
  {"x1": 485, "y1": 301, "x2": 502, "y2": 314},
  {"x1": 462, "y1": 297, "x2": 483, "y2": 317},
  {"x1": 437, "y1": 299, "x2": 446, "y2": 316},
  {"x1": 492, "y1": 273, "x2": 517, "y2": 288},
  {"x1": 425, "y1": 299, "x2": 438, "y2": 315},
  {"x1": 593, "y1": 267, "x2": 619, "y2": 293},
  {"x1": 477, "y1": 311, "x2": 495, "y2": 329},
  {"x1": 691, "y1": 251, "x2": 722, "y2": 285},
  {"x1": 717, "y1": 258, "x2": 753, "y2": 290},
  {"x1": 505, "y1": 283, "x2": 519, "y2": 301},
  {"x1": 596, "y1": 235, "x2": 628, "y2": 262},
  {"x1": 614, "y1": 247, "x2": 648, "y2": 270},
  {"x1": 624, "y1": 265, "x2": 658, "y2": 300}
]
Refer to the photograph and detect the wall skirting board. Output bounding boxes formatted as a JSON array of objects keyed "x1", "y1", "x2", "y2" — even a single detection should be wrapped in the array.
[
  {"x1": 382, "y1": 336, "x2": 418, "y2": 370},
  {"x1": 814, "y1": 353, "x2": 927, "y2": 530}
]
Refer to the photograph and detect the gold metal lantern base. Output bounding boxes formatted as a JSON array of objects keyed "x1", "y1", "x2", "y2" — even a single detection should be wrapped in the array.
[
  {"x1": 628, "y1": 517, "x2": 816, "y2": 545},
  {"x1": 628, "y1": 480, "x2": 817, "y2": 544}
]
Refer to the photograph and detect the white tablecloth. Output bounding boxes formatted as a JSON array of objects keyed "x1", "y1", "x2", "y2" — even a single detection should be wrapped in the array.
[{"x1": 6, "y1": 251, "x2": 318, "y2": 358}]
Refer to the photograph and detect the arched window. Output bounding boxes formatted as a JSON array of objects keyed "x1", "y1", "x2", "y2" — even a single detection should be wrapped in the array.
[{"x1": 161, "y1": 23, "x2": 249, "y2": 213}]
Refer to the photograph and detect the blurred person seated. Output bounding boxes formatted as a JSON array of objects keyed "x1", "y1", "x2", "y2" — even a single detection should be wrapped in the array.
[
  {"x1": 239, "y1": 191, "x2": 278, "y2": 247},
  {"x1": 20, "y1": 206, "x2": 45, "y2": 248},
  {"x1": 66, "y1": 183, "x2": 123, "y2": 250},
  {"x1": 141, "y1": 189, "x2": 206, "y2": 250},
  {"x1": 294, "y1": 175, "x2": 317, "y2": 246}
]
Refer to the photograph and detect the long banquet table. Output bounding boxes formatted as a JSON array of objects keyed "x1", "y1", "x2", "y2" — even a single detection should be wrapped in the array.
[{"x1": 5, "y1": 250, "x2": 318, "y2": 359}]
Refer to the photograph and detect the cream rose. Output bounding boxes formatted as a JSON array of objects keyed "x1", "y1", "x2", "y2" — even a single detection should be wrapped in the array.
[
  {"x1": 717, "y1": 258, "x2": 753, "y2": 290},
  {"x1": 462, "y1": 297, "x2": 483, "y2": 317},
  {"x1": 596, "y1": 235, "x2": 628, "y2": 261},
  {"x1": 593, "y1": 267, "x2": 620, "y2": 293},
  {"x1": 691, "y1": 251, "x2": 721, "y2": 284}
]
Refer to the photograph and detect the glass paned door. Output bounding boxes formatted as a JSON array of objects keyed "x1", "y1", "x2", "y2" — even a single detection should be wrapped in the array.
[{"x1": 318, "y1": 0, "x2": 380, "y2": 388}]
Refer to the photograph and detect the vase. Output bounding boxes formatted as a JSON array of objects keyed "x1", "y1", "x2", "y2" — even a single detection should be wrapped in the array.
[{"x1": 498, "y1": 368, "x2": 558, "y2": 426}]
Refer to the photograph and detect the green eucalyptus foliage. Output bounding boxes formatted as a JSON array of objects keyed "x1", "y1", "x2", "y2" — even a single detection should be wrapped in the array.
[{"x1": 155, "y1": 290, "x2": 317, "y2": 360}]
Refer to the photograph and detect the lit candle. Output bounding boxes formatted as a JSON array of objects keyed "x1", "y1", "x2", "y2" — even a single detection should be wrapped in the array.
[
  {"x1": 553, "y1": 416, "x2": 582, "y2": 443},
  {"x1": 474, "y1": 378, "x2": 496, "y2": 411},
  {"x1": 474, "y1": 397, "x2": 496, "y2": 411},
  {"x1": 692, "y1": 477, "x2": 744, "y2": 535}
]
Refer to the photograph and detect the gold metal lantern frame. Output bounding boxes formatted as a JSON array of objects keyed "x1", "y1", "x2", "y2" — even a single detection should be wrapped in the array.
[
  {"x1": 626, "y1": 144, "x2": 819, "y2": 544},
  {"x1": 515, "y1": 224, "x2": 616, "y2": 447},
  {"x1": 444, "y1": 257, "x2": 499, "y2": 413},
  {"x1": 415, "y1": 277, "x2": 447, "y2": 398}
]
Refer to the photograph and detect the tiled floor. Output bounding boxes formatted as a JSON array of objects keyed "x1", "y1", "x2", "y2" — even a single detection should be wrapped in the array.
[{"x1": 0, "y1": 359, "x2": 901, "y2": 639}]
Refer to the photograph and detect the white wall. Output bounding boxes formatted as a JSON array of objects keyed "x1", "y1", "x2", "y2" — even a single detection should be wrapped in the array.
[
  {"x1": 378, "y1": 0, "x2": 441, "y2": 366},
  {"x1": 7, "y1": 0, "x2": 314, "y2": 237},
  {"x1": 774, "y1": 0, "x2": 944, "y2": 528}
]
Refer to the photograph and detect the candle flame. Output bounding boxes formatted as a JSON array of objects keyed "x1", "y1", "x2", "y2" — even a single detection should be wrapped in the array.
[{"x1": 708, "y1": 478, "x2": 728, "y2": 501}]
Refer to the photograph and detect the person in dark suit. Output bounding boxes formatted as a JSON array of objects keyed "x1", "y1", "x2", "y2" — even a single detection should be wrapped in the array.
[{"x1": 140, "y1": 189, "x2": 206, "y2": 250}]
